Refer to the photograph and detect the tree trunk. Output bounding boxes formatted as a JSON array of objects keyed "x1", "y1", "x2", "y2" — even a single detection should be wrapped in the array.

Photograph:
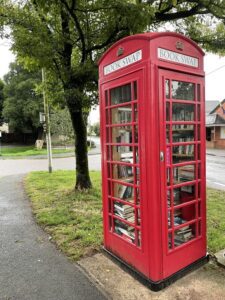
[{"x1": 69, "y1": 107, "x2": 92, "y2": 190}]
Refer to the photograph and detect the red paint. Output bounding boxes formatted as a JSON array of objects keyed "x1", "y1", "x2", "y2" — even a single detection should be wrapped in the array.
[{"x1": 99, "y1": 32, "x2": 206, "y2": 282}]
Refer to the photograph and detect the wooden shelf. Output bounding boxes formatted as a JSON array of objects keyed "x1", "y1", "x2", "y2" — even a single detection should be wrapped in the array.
[{"x1": 172, "y1": 154, "x2": 194, "y2": 157}]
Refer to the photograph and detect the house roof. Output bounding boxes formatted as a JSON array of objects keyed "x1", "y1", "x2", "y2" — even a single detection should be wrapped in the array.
[
  {"x1": 205, "y1": 100, "x2": 220, "y2": 115},
  {"x1": 210, "y1": 99, "x2": 225, "y2": 114},
  {"x1": 206, "y1": 113, "x2": 225, "y2": 126}
]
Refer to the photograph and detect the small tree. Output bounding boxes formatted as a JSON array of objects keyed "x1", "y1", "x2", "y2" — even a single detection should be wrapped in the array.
[
  {"x1": 3, "y1": 62, "x2": 42, "y2": 135},
  {"x1": 92, "y1": 122, "x2": 100, "y2": 137},
  {"x1": 50, "y1": 108, "x2": 74, "y2": 145},
  {"x1": 0, "y1": 79, "x2": 4, "y2": 125}
]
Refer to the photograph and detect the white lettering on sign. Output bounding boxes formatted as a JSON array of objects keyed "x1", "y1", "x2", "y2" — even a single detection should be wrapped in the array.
[
  {"x1": 104, "y1": 50, "x2": 142, "y2": 75},
  {"x1": 158, "y1": 48, "x2": 198, "y2": 68}
]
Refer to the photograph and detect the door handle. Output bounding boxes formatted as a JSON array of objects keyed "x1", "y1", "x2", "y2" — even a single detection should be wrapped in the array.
[{"x1": 160, "y1": 151, "x2": 164, "y2": 162}]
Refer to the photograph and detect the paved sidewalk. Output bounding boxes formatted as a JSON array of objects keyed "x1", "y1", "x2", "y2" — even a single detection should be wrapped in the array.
[
  {"x1": 79, "y1": 253, "x2": 225, "y2": 300},
  {"x1": 206, "y1": 148, "x2": 225, "y2": 157},
  {"x1": 0, "y1": 175, "x2": 106, "y2": 300}
]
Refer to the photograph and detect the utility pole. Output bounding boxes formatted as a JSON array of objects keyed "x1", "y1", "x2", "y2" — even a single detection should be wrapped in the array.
[{"x1": 42, "y1": 68, "x2": 53, "y2": 173}]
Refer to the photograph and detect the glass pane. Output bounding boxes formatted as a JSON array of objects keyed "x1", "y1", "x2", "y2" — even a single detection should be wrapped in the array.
[
  {"x1": 105, "y1": 90, "x2": 109, "y2": 106},
  {"x1": 167, "y1": 168, "x2": 171, "y2": 186},
  {"x1": 137, "y1": 230, "x2": 141, "y2": 247},
  {"x1": 172, "y1": 125, "x2": 194, "y2": 142},
  {"x1": 134, "y1": 104, "x2": 138, "y2": 122},
  {"x1": 197, "y1": 104, "x2": 201, "y2": 121},
  {"x1": 172, "y1": 81, "x2": 195, "y2": 101},
  {"x1": 112, "y1": 163, "x2": 134, "y2": 180},
  {"x1": 174, "y1": 225, "x2": 194, "y2": 247},
  {"x1": 114, "y1": 219, "x2": 135, "y2": 244},
  {"x1": 114, "y1": 201, "x2": 135, "y2": 223},
  {"x1": 197, "y1": 84, "x2": 201, "y2": 102},
  {"x1": 172, "y1": 103, "x2": 195, "y2": 121},
  {"x1": 172, "y1": 144, "x2": 194, "y2": 164},
  {"x1": 168, "y1": 185, "x2": 195, "y2": 207},
  {"x1": 173, "y1": 164, "x2": 195, "y2": 184},
  {"x1": 112, "y1": 125, "x2": 132, "y2": 144},
  {"x1": 110, "y1": 146, "x2": 133, "y2": 162},
  {"x1": 166, "y1": 125, "x2": 170, "y2": 143},
  {"x1": 166, "y1": 79, "x2": 170, "y2": 99},
  {"x1": 133, "y1": 81, "x2": 137, "y2": 100},
  {"x1": 168, "y1": 233, "x2": 172, "y2": 249},
  {"x1": 174, "y1": 203, "x2": 196, "y2": 226},
  {"x1": 167, "y1": 189, "x2": 171, "y2": 207},
  {"x1": 166, "y1": 102, "x2": 170, "y2": 121},
  {"x1": 137, "y1": 208, "x2": 141, "y2": 225},
  {"x1": 111, "y1": 105, "x2": 132, "y2": 124},
  {"x1": 113, "y1": 181, "x2": 134, "y2": 202},
  {"x1": 110, "y1": 83, "x2": 131, "y2": 105}
]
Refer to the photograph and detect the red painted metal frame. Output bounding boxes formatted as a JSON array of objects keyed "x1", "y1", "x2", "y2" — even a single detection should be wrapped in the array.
[{"x1": 99, "y1": 32, "x2": 206, "y2": 283}]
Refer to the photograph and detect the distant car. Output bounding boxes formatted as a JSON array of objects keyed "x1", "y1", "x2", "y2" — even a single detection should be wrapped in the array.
[{"x1": 87, "y1": 139, "x2": 96, "y2": 148}]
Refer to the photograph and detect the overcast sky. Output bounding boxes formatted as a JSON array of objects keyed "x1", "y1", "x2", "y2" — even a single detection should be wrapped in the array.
[{"x1": 1, "y1": 38, "x2": 225, "y2": 123}]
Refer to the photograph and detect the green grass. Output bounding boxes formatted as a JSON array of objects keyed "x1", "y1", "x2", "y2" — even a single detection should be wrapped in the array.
[
  {"x1": 207, "y1": 188, "x2": 225, "y2": 253},
  {"x1": 25, "y1": 171, "x2": 103, "y2": 260},
  {"x1": 25, "y1": 170, "x2": 225, "y2": 261},
  {"x1": 0, "y1": 146, "x2": 74, "y2": 157}
]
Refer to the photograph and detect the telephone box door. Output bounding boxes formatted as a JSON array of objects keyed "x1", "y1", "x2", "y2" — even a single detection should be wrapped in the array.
[
  {"x1": 100, "y1": 70, "x2": 150, "y2": 276},
  {"x1": 158, "y1": 69, "x2": 206, "y2": 278}
]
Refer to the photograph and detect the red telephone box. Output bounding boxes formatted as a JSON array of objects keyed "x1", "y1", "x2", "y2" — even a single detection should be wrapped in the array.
[{"x1": 99, "y1": 32, "x2": 208, "y2": 290}]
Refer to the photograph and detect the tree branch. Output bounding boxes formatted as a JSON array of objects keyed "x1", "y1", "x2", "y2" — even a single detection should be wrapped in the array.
[
  {"x1": 155, "y1": 4, "x2": 209, "y2": 22},
  {"x1": 59, "y1": 0, "x2": 86, "y2": 63}
]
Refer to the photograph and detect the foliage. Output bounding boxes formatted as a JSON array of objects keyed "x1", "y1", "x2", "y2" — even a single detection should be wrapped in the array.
[
  {"x1": 25, "y1": 170, "x2": 103, "y2": 260},
  {"x1": 0, "y1": 79, "x2": 4, "y2": 125},
  {"x1": 2, "y1": 1, "x2": 225, "y2": 188},
  {"x1": 3, "y1": 62, "x2": 42, "y2": 133},
  {"x1": 50, "y1": 108, "x2": 74, "y2": 141},
  {"x1": 88, "y1": 122, "x2": 100, "y2": 137}
]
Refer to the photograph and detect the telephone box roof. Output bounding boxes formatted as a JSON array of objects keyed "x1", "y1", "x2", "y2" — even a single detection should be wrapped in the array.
[{"x1": 98, "y1": 32, "x2": 205, "y2": 65}]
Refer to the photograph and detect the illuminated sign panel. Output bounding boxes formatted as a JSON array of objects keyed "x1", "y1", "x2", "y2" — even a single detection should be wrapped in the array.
[{"x1": 158, "y1": 48, "x2": 198, "y2": 68}]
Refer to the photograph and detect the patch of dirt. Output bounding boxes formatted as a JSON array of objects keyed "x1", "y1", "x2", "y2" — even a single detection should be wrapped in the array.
[{"x1": 78, "y1": 253, "x2": 225, "y2": 300}]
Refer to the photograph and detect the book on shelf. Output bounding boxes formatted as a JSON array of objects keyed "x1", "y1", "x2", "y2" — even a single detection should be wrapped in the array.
[
  {"x1": 179, "y1": 165, "x2": 194, "y2": 182},
  {"x1": 114, "y1": 219, "x2": 135, "y2": 243},
  {"x1": 167, "y1": 189, "x2": 181, "y2": 207},
  {"x1": 118, "y1": 107, "x2": 132, "y2": 124},
  {"x1": 117, "y1": 179, "x2": 134, "y2": 199},
  {"x1": 114, "y1": 202, "x2": 133, "y2": 213},
  {"x1": 181, "y1": 185, "x2": 193, "y2": 193},
  {"x1": 172, "y1": 107, "x2": 194, "y2": 122},
  {"x1": 117, "y1": 161, "x2": 133, "y2": 178},
  {"x1": 168, "y1": 215, "x2": 194, "y2": 246}
]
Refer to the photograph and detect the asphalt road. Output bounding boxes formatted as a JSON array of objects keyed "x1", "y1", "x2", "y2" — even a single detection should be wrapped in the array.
[
  {"x1": 0, "y1": 174, "x2": 106, "y2": 300},
  {"x1": 0, "y1": 154, "x2": 101, "y2": 177},
  {"x1": 206, "y1": 153, "x2": 225, "y2": 191},
  {"x1": 1, "y1": 152, "x2": 225, "y2": 191}
]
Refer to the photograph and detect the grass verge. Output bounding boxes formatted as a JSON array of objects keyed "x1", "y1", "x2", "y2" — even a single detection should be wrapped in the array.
[
  {"x1": 0, "y1": 146, "x2": 74, "y2": 157},
  {"x1": 25, "y1": 170, "x2": 102, "y2": 261},
  {"x1": 207, "y1": 188, "x2": 225, "y2": 253},
  {"x1": 25, "y1": 171, "x2": 225, "y2": 261}
]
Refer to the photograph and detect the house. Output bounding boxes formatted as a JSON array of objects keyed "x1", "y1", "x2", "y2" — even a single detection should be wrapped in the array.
[
  {"x1": 206, "y1": 99, "x2": 225, "y2": 149},
  {"x1": 0, "y1": 122, "x2": 9, "y2": 133}
]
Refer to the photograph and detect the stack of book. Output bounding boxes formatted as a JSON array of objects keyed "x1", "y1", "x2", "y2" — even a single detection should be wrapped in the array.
[
  {"x1": 117, "y1": 162, "x2": 133, "y2": 178},
  {"x1": 114, "y1": 219, "x2": 135, "y2": 244},
  {"x1": 114, "y1": 202, "x2": 135, "y2": 223},
  {"x1": 118, "y1": 181, "x2": 134, "y2": 200},
  {"x1": 179, "y1": 165, "x2": 194, "y2": 182},
  {"x1": 174, "y1": 216, "x2": 193, "y2": 246},
  {"x1": 167, "y1": 189, "x2": 180, "y2": 207}
]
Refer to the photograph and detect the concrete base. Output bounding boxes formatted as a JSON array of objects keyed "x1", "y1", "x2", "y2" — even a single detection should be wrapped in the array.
[{"x1": 215, "y1": 250, "x2": 225, "y2": 268}]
